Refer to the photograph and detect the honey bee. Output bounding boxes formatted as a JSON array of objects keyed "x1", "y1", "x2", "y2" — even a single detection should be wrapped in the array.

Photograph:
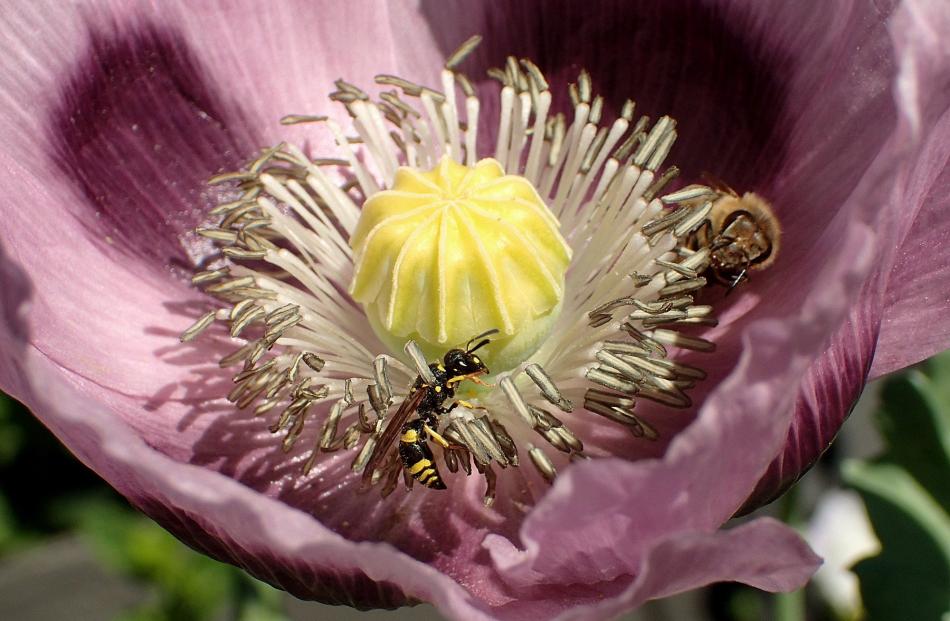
[{"x1": 686, "y1": 181, "x2": 781, "y2": 290}]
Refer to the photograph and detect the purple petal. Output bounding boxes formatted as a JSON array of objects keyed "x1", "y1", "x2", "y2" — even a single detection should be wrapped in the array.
[
  {"x1": 742, "y1": 298, "x2": 879, "y2": 512},
  {"x1": 11, "y1": 348, "x2": 484, "y2": 615},
  {"x1": 50, "y1": 25, "x2": 258, "y2": 266},
  {"x1": 3, "y1": 0, "x2": 949, "y2": 619},
  {"x1": 0, "y1": 240, "x2": 32, "y2": 395},
  {"x1": 751, "y1": 0, "x2": 950, "y2": 506},
  {"x1": 872, "y1": 116, "x2": 950, "y2": 377},
  {"x1": 0, "y1": 0, "x2": 446, "y2": 414},
  {"x1": 484, "y1": 213, "x2": 874, "y2": 587}
]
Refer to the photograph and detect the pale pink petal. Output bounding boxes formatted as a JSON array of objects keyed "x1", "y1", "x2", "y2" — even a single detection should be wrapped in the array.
[
  {"x1": 872, "y1": 114, "x2": 950, "y2": 376},
  {"x1": 555, "y1": 518, "x2": 821, "y2": 621},
  {"x1": 2, "y1": 0, "x2": 948, "y2": 619},
  {"x1": 0, "y1": 0, "x2": 444, "y2": 450},
  {"x1": 11, "y1": 345, "x2": 497, "y2": 618}
]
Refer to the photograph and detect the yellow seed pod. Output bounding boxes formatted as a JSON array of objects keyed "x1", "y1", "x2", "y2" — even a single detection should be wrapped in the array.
[{"x1": 349, "y1": 156, "x2": 572, "y2": 372}]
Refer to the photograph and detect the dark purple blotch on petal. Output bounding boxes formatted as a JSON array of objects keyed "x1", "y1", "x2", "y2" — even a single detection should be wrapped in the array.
[
  {"x1": 48, "y1": 22, "x2": 258, "y2": 271},
  {"x1": 135, "y1": 497, "x2": 415, "y2": 610},
  {"x1": 422, "y1": 0, "x2": 791, "y2": 190}
]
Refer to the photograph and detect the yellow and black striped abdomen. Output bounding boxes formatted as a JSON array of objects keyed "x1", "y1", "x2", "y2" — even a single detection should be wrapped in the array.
[{"x1": 398, "y1": 420, "x2": 446, "y2": 489}]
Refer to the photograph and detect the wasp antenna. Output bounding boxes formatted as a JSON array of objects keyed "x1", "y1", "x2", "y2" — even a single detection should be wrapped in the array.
[
  {"x1": 468, "y1": 338, "x2": 492, "y2": 353},
  {"x1": 466, "y1": 328, "x2": 500, "y2": 351}
]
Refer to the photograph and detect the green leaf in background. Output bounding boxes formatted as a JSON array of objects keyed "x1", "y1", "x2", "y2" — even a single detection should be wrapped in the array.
[
  {"x1": 0, "y1": 393, "x2": 24, "y2": 466},
  {"x1": 51, "y1": 494, "x2": 291, "y2": 621},
  {"x1": 843, "y1": 461, "x2": 950, "y2": 621},
  {"x1": 55, "y1": 495, "x2": 233, "y2": 621},
  {"x1": 874, "y1": 369, "x2": 950, "y2": 511},
  {"x1": 1, "y1": 390, "x2": 293, "y2": 621},
  {"x1": 843, "y1": 358, "x2": 950, "y2": 621}
]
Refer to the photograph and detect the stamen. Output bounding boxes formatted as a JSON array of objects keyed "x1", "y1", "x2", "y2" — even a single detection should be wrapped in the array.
[
  {"x1": 488, "y1": 419, "x2": 519, "y2": 466},
  {"x1": 528, "y1": 404, "x2": 564, "y2": 431},
  {"x1": 583, "y1": 395, "x2": 658, "y2": 439},
  {"x1": 528, "y1": 444, "x2": 558, "y2": 483},
  {"x1": 650, "y1": 329, "x2": 717, "y2": 352},
  {"x1": 499, "y1": 376, "x2": 539, "y2": 427},
  {"x1": 404, "y1": 340, "x2": 436, "y2": 384},
  {"x1": 481, "y1": 466, "x2": 498, "y2": 507},
  {"x1": 191, "y1": 268, "x2": 229, "y2": 285},
  {"x1": 447, "y1": 420, "x2": 491, "y2": 466},
  {"x1": 351, "y1": 434, "x2": 378, "y2": 473},
  {"x1": 467, "y1": 417, "x2": 511, "y2": 466},
  {"x1": 180, "y1": 310, "x2": 218, "y2": 342},
  {"x1": 366, "y1": 384, "x2": 388, "y2": 418},
  {"x1": 372, "y1": 355, "x2": 393, "y2": 405},
  {"x1": 180, "y1": 35, "x2": 743, "y2": 503},
  {"x1": 524, "y1": 364, "x2": 574, "y2": 412}
]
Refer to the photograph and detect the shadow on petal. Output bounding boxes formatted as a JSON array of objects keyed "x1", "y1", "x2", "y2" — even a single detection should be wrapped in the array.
[
  {"x1": 422, "y1": 0, "x2": 791, "y2": 188},
  {"x1": 0, "y1": 238, "x2": 33, "y2": 394}
]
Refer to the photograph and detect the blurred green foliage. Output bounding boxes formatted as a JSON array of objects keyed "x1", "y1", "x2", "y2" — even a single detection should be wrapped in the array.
[
  {"x1": 0, "y1": 394, "x2": 290, "y2": 621},
  {"x1": 843, "y1": 354, "x2": 950, "y2": 621}
]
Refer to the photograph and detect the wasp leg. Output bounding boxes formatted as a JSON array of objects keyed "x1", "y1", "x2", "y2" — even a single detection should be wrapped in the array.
[
  {"x1": 457, "y1": 399, "x2": 489, "y2": 412},
  {"x1": 435, "y1": 401, "x2": 487, "y2": 414},
  {"x1": 446, "y1": 371, "x2": 494, "y2": 387},
  {"x1": 424, "y1": 422, "x2": 470, "y2": 454},
  {"x1": 423, "y1": 424, "x2": 452, "y2": 449},
  {"x1": 467, "y1": 375, "x2": 495, "y2": 387}
]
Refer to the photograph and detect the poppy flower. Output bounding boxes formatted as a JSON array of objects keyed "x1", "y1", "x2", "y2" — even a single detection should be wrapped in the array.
[{"x1": 1, "y1": 1, "x2": 947, "y2": 619}]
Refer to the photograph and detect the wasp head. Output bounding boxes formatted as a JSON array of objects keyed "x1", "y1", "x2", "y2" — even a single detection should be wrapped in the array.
[{"x1": 443, "y1": 348, "x2": 489, "y2": 378}]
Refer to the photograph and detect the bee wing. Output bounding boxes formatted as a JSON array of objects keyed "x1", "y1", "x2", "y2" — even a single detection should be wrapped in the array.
[
  {"x1": 699, "y1": 172, "x2": 737, "y2": 197},
  {"x1": 361, "y1": 387, "x2": 428, "y2": 485}
]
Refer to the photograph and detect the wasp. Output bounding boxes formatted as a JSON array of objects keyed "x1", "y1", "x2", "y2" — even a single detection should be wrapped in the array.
[
  {"x1": 362, "y1": 329, "x2": 497, "y2": 490},
  {"x1": 686, "y1": 181, "x2": 781, "y2": 290}
]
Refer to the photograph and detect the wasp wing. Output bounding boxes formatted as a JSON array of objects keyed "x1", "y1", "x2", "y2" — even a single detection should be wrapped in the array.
[{"x1": 361, "y1": 387, "x2": 428, "y2": 485}]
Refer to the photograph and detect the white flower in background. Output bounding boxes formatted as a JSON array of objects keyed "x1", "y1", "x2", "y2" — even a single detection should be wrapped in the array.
[{"x1": 806, "y1": 490, "x2": 881, "y2": 620}]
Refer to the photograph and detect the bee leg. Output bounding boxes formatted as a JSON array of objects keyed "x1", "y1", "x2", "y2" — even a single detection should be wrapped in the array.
[
  {"x1": 711, "y1": 266, "x2": 733, "y2": 288},
  {"x1": 710, "y1": 235, "x2": 735, "y2": 251},
  {"x1": 730, "y1": 269, "x2": 747, "y2": 291},
  {"x1": 696, "y1": 219, "x2": 712, "y2": 248},
  {"x1": 726, "y1": 257, "x2": 751, "y2": 295}
]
